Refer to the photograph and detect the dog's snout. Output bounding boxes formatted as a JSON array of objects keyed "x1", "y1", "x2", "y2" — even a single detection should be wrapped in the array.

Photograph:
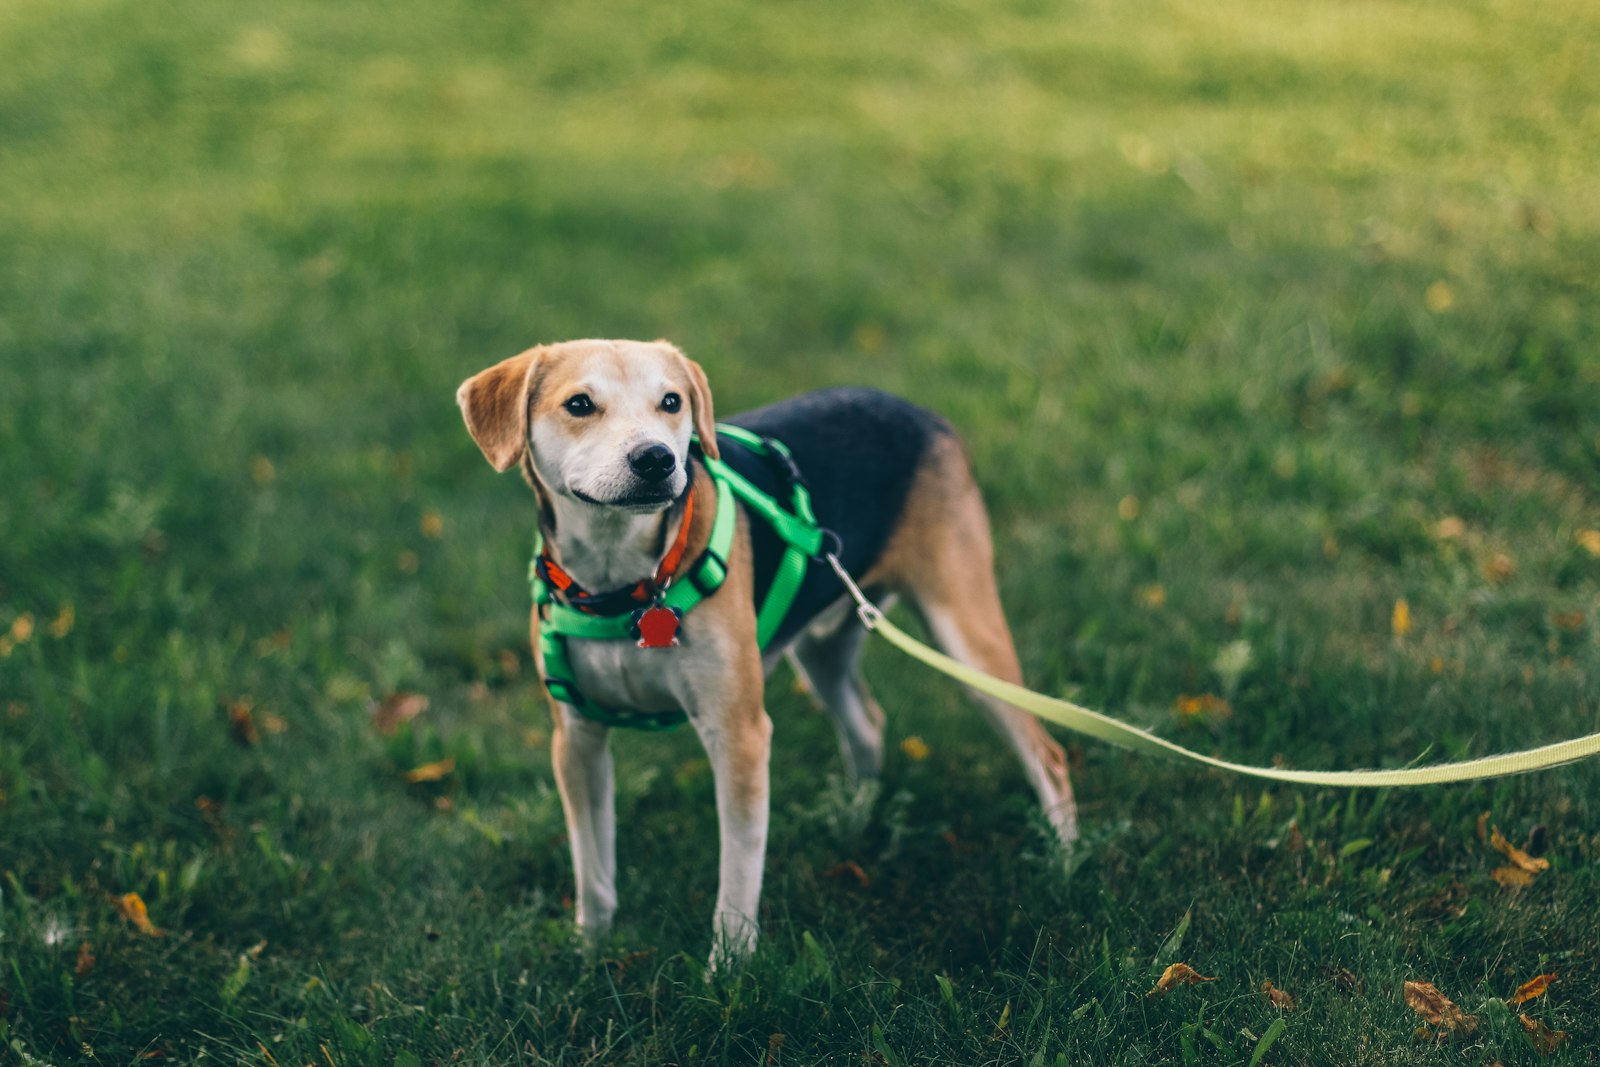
[{"x1": 628, "y1": 443, "x2": 676, "y2": 483}]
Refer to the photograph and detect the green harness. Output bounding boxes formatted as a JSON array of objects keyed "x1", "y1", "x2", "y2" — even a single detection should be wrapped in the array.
[{"x1": 531, "y1": 424, "x2": 825, "y2": 730}]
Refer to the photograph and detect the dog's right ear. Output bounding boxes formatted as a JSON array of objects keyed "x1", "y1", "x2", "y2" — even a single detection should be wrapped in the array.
[{"x1": 456, "y1": 347, "x2": 545, "y2": 472}]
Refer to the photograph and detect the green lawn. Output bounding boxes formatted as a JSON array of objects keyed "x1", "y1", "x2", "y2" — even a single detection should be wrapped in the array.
[{"x1": 2, "y1": 0, "x2": 1598, "y2": 1063}]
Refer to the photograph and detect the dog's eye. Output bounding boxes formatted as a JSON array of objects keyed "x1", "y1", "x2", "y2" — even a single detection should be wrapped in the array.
[
  {"x1": 661, "y1": 392, "x2": 682, "y2": 413},
  {"x1": 563, "y1": 394, "x2": 595, "y2": 417}
]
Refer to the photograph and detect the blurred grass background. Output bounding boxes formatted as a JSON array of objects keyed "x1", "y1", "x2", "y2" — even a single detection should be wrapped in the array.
[{"x1": 1, "y1": 0, "x2": 1597, "y2": 1063}]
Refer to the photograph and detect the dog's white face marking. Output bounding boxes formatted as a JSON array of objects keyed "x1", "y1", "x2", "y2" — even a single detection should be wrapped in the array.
[{"x1": 527, "y1": 341, "x2": 696, "y2": 512}]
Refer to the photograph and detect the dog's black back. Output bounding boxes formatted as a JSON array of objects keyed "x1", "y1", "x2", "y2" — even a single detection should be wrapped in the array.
[{"x1": 718, "y1": 387, "x2": 953, "y2": 649}]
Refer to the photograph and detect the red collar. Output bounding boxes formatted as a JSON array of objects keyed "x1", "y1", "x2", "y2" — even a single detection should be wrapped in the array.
[{"x1": 539, "y1": 484, "x2": 696, "y2": 612}]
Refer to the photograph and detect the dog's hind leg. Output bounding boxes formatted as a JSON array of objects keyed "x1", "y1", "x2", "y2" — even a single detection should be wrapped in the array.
[
  {"x1": 789, "y1": 600, "x2": 890, "y2": 783},
  {"x1": 871, "y1": 436, "x2": 1080, "y2": 846}
]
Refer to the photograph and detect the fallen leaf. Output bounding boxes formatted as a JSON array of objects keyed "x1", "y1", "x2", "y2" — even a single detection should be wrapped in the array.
[
  {"x1": 1491, "y1": 865, "x2": 1535, "y2": 889},
  {"x1": 823, "y1": 860, "x2": 871, "y2": 888},
  {"x1": 1434, "y1": 517, "x2": 1465, "y2": 540},
  {"x1": 1489, "y1": 826, "x2": 1549, "y2": 874},
  {"x1": 10, "y1": 614, "x2": 34, "y2": 642},
  {"x1": 1137, "y1": 584, "x2": 1166, "y2": 609},
  {"x1": 1425, "y1": 280, "x2": 1455, "y2": 312},
  {"x1": 1260, "y1": 980, "x2": 1297, "y2": 1011},
  {"x1": 372, "y1": 692, "x2": 429, "y2": 735},
  {"x1": 113, "y1": 893, "x2": 163, "y2": 937},
  {"x1": 420, "y1": 510, "x2": 444, "y2": 538},
  {"x1": 49, "y1": 604, "x2": 74, "y2": 638},
  {"x1": 1147, "y1": 963, "x2": 1216, "y2": 996},
  {"x1": 403, "y1": 756, "x2": 455, "y2": 783},
  {"x1": 1476, "y1": 811, "x2": 1490, "y2": 843},
  {"x1": 1576, "y1": 529, "x2": 1600, "y2": 557},
  {"x1": 227, "y1": 701, "x2": 259, "y2": 746},
  {"x1": 75, "y1": 941, "x2": 95, "y2": 975},
  {"x1": 1519, "y1": 1013, "x2": 1569, "y2": 1054},
  {"x1": 1403, "y1": 980, "x2": 1476, "y2": 1035},
  {"x1": 1324, "y1": 967, "x2": 1362, "y2": 994},
  {"x1": 899, "y1": 736, "x2": 930, "y2": 761},
  {"x1": 766, "y1": 1032, "x2": 786, "y2": 1066},
  {"x1": 1482, "y1": 553, "x2": 1515, "y2": 582},
  {"x1": 1508, "y1": 973, "x2": 1557, "y2": 1005},
  {"x1": 1173, "y1": 694, "x2": 1233, "y2": 721},
  {"x1": 1392, "y1": 598, "x2": 1412, "y2": 637},
  {"x1": 1118, "y1": 495, "x2": 1140, "y2": 521},
  {"x1": 497, "y1": 649, "x2": 521, "y2": 679}
]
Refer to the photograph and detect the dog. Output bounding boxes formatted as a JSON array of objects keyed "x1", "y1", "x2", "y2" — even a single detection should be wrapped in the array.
[{"x1": 456, "y1": 338, "x2": 1077, "y2": 966}]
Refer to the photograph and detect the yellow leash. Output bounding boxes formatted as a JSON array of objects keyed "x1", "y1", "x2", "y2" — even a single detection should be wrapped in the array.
[{"x1": 825, "y1": 556, "x2": 1600, "y2": 786}]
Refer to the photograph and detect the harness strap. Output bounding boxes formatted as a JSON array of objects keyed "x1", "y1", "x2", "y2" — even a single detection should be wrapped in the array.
[{"x1": 532, "y1": 425, "x2": 823, "y2": 729}]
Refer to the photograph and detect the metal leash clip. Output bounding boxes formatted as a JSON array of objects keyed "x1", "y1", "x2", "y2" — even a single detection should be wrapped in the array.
[{"x1": 824, "y1": 552, "x2": 882, "y2": 631}]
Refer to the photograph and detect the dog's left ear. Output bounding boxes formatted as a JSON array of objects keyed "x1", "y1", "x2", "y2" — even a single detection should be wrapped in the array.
[
  {"x1": 456, "y1": 347, "x2": 545, "y2": 472},
  {"x1": 672, "y1": 348, "x2": 720, "y2": 461}
]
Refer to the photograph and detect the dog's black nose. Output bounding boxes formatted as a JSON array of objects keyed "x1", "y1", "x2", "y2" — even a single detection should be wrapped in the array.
[{"x1": 628, "y1": 443, "x2": 676, "y2": 482}]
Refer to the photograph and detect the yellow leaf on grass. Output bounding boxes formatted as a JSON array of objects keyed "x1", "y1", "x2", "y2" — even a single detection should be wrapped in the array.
[
  {"x1": 1260, "y1": 980, "x2": 1297, "y2": 1011},
  {"x1": 1489, "y1": 826, "x2": 1549, "y2": 874},
  {"x1": 114, "y1": 892, "x2": 163, "y2": 937},
  {"x1": 1391, "y1": 598, "x2": 1411, "y2": 637},
  {"x1": 1519, "y1": 1013, "x2": 1570, "y2": 1054},
  {"x1": 1174, "y1": 694, "x2": 1233, "y2": 721},
  {"x1": 1508, "y1": 973, "x2": 1557, "y2": 1005},
  {"x1": 420, "y1": 510, "x2": 444, "y2": 538},
  {"x1": 1491, "y1": 866, "x2": 1534, "y2": 889},
  {"x1": 49, "y1": 604, "x2": 74, "y2": 638},
  {"x1": 1425, "y1": 281, "x2": 1455, "y2": 313},
  {"x1": 403, "y1": 756, "x2": 455, "y2": 783},
  {"x1": 1147, "y1": 963, "x2": 1215, "y2": 996},
  {"x1": 1403, "y1": 980, "x2": 1477, "y2": 1036},
  {"x1": 900, "y1": 736, "x2": 930, "y2": 761},
  {"x1": 1577, "y1": 529, "x2": 1600, "y2": 557}
]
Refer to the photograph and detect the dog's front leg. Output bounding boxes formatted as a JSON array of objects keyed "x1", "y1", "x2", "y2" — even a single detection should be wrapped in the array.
[
  {"x1": 687, "y1": 683, "x2": 773, "y2": 972},
  {"x1": 550, "y1": 705, "x2": 617, "y2": 951}
]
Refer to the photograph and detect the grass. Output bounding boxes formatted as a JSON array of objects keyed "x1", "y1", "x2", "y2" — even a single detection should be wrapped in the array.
[{"x1": 1, "y1": 0, "x2": 1598, "y2": 1062}]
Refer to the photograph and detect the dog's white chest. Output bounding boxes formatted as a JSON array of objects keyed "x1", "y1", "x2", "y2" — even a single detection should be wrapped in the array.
[{"x1": 551, "y1": 622, "x2": 732, "y2": 716}]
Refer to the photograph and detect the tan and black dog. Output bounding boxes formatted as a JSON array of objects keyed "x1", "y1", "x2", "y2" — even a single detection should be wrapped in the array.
[{"x1": 456, "y1": 338, "x2": 1076, "y2": 966}]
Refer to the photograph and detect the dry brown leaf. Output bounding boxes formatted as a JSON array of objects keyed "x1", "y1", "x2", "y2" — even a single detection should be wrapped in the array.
[
  {"x1": 113, "y1": 892, "x2": 163, "y2": 937},
  {"x1": 1403, "y1": 980, "x2": 1476, "y2": 1035},
  {"x1": 227, "y1": 701, "x2": 259, "y2": 746},
  {"x1": 75, "y1": 941, "x2": 96, "y2": 976},
  {"x1": 1489, "y1": 826, "x2": 1549, "y2": 874},
  {"x1": 1519, "y1": 1013, "x2": 1570, "y2": 1054},
  {"x1": 1147, "y1": 963, "x2": 1216, "y2": 996},
  {"x1": 1491, "y1": 865, "x2": 1535, "y2": 889},
  {"x1": 1508, "y1": 973, "x2": 1557, "y2": 1005},
  {"x1": 823, "y1": 860, "x2": 871, "y2": 888},
  {"x1": 1475, "y1": 811, "x2": 1490, "y2": 843},
  {"x1": 372, "y1": 692, "x2": 429, "y2": 735},
  {"x1": 1260, "y1": 980, "x2": 1297, "y2": 1011},
  {"x1": 403, "y1": 756, "x2": 455, "y2": 783}
]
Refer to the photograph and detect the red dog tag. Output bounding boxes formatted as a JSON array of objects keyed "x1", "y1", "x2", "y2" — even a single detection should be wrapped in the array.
[{"x1": 633, "y1": 604, "x2": 682, "y2": 649}]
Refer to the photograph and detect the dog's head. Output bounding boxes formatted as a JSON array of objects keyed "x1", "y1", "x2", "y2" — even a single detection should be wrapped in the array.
[{"x1": 456, "y1": 339, "x2": 719, "y2": 511}]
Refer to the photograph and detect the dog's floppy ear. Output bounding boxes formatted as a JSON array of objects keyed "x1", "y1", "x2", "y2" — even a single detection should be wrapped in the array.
[
  {"x1": 674, "y1": 349, "x2": 719, "y2": 461},
  {"x1": 456, "y1": 347, "x2": 545, "y2": 472}
]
